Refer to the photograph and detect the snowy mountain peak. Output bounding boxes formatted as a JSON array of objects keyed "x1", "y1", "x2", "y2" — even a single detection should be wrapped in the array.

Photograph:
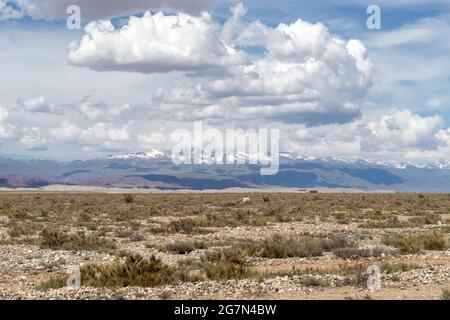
[
  {"x1": 107, "y1": 149, "x2": 168, "y2": 160},
  {"x1": 105, "y1": 150, "x2": 449, "y2": 170}
]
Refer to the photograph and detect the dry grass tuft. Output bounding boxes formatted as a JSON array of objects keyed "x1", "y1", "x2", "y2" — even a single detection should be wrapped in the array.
[
  {"x1": 81, "y1": 254, "x2": 187, "y2": 288},
  {"x1": 40, "y1": 228, "x2": 116, "y2": 253},
  {"x1": 162, "y1": 240, "x2": 207, "y2": 254},
  {"x1": 333, "y1": 247, "x2": 387, "y2": 259},
  {"x1": 241, "y1": 234, "x2": 351, "y2": 259},
  {"x1": 201, "y1": 248, "x2": 253, "y2": 280},
  {"x1": 442, "y1": 289, "x2": 450, "y2": 300},
  {"x1": 35, "y1": 277, "x2": 67, "y2": 291},
  {"x1": 384, "y1": 231, "x2": 448, "y2": 254}
]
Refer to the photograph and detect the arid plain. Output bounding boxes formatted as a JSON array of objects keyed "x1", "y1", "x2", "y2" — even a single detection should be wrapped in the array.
[{"x1": 0, "y1": 192, "x2": 449, "y2": 300}]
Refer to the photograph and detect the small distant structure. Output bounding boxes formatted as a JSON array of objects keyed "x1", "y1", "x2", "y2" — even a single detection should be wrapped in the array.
[
  {"x1": 242, "y1": 197, "x2": 250, "y2": 203},
  {"x1": 310, "y1": 190, "x2": 319, "y2": 194}
]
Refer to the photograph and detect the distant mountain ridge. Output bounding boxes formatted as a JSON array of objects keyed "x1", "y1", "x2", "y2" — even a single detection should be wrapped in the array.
[
  {"x1": 1, "y1": 151, "x2": 450, "y2": 191},
  {"x1": 106, "y1": 149, "x2": 450, "y2": 170},
  {"x1": 107, "y1": 149, "x2": 450, "y2": 170}
]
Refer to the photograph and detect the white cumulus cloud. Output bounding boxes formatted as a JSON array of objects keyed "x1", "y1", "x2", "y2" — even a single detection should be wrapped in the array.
[
  {"x1": 150, "y1": 5, "x2": 372, "y2": 125},
  {"x1": 0, "y1": 107, "x2": 16, "y2": 140},
  {"x1": 20, "y1": 127, "x2": 47, "y2": 150},
  {"x1": 361, "y1": 109, "x2": 443, "y2": 152},
  {"x1": 82, "y1": 122, "x2": 131, "y2": 143},
  {"x1": 49, "y1": 121, "x2": 132, "y2": 152},
  {"x1": 76, "y1": 98, "x2": 138, "y2": 121},
  {"x1": 68, "y1": 11, "x2": 247, "y2": 73},
  {"x1": 17, "y1": 96, "x2": 66, "y2": 114},
  {"x1": 48, "y1": 121, "x2": 83, "y2": 143},
  {"x1": 138, "y1": 131, "x2": 166, "y2": 148},
  {"x1": 287, "y1": 109, "x2": 448, "y2": 159}
]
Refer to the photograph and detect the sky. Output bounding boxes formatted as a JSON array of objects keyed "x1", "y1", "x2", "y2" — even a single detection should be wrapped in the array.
[{"x1": 0, "y1": 0, "x2": 450, "y2": 162}]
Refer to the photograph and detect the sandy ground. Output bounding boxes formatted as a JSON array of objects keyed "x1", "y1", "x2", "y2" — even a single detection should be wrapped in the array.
[{"x1": 0, "y1": 184, "x2": 395, "y2": 194}]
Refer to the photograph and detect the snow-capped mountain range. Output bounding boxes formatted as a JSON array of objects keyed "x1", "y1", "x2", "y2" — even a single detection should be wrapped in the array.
[
  {"x1": 107, "y1": 149, "x2": 450, "y2": 170},
  {"x1": 107, "y1": 149, "x2": 167, "y2": 160}
]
